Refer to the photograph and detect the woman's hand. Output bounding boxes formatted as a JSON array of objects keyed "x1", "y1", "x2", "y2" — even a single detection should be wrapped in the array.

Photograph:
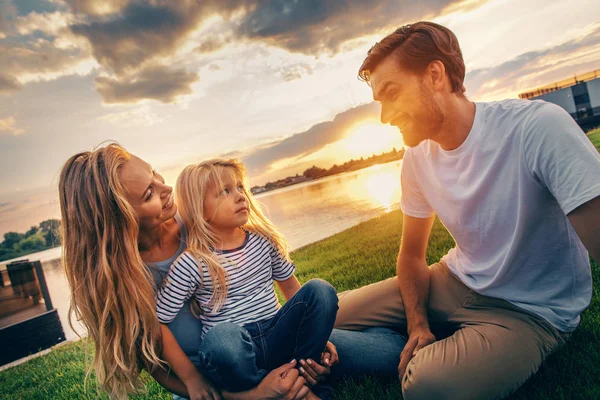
[
  {"x1": 253, "y1": 360, "x2": 309, "y2": 400},
  {"x1": 186, "y1": 373, "x2": 222, "y2": 400}
]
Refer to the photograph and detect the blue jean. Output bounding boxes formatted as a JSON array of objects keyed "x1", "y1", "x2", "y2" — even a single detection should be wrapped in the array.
[
  {"x1": 198, "y1": 279, "x2": 338, "y2": 392},
  {"x1": 329, "y1": 327, "x2": 406, "y2": 378},
  {"x1": 172, "y1": 327, "x2": 407, "y2": 399}
]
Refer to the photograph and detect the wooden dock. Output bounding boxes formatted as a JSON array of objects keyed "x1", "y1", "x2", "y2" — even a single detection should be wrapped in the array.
[{"x1": 0, "y1": 261, "x2": 65, "y2": 366}]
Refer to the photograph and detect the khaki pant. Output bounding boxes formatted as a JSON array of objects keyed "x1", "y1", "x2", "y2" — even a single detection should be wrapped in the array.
[{"x1": 334, "y1": 262, "x2": 570, "y2": 400}]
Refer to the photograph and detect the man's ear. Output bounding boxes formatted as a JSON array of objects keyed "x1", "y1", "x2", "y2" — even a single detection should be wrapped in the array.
[{"x1": 428, "y1": 60, "x2": 446, "y2": 92}]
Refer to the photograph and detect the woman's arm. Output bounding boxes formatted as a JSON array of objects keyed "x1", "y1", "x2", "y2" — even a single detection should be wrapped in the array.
[
  {"x1": 276, "y1": 275, "x2": 302, "y2": 301},
  {"x1": 148, "y1": 365, "x2": 190, "y2": 398},
  {"x1": 160, "y1": 324, "x2": 222, "y2": 400}
]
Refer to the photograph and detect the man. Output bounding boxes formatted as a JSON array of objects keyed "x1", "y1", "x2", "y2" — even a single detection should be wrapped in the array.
[{"x1": 333, "y1": 21, "x2": 600, "y2": 399}]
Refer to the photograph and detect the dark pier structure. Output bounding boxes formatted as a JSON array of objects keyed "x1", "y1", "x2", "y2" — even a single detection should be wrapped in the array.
[{"x1": 0, "y1": 260, "x2": 65, "y2": 366}]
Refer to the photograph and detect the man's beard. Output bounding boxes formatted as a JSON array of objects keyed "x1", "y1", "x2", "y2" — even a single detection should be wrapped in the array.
[{"x1": 401, "y1": 85, "x2": 444, "y2": 148}]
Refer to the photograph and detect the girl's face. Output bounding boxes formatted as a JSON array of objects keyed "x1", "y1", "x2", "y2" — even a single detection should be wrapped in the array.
[
  {"x1": 120, "y1": 154, "x2": 177, "y2": 232},
  {"x1": 203, "y1": 169, "x2": 249, "y2": 230}
]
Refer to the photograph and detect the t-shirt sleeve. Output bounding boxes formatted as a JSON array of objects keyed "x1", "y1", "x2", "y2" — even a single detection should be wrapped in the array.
[
  {"x1": 155, "y1": 252, "x2": 202, "y2": 324},
  {"x1": 269, "y1": 243, "x2": 296, "y2": 281},
  {"x1": 523, "y1": 102, "x2": 600, "y2": 215},
  {"x1": 400, "y1": 150, "x2": 435, "y2": 218}
]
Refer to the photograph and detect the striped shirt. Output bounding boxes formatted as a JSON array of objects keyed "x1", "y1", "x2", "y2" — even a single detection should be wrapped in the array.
[{"x1": 156, "y1": 231, "x2": 295, "y2": 337}]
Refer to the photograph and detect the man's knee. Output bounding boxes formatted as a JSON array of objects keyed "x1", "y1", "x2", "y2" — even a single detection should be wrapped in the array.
[{"x1": 401, "y1": 350, "x2": 465, "y2": 400}]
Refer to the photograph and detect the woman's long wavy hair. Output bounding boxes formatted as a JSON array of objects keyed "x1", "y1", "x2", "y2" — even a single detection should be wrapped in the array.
[
  {"x1": 58, "y1": 143, "x2": 162, "y2": 399},
  {"x1": 176, "y1": 158, "x2": 290, "y2": 313}
]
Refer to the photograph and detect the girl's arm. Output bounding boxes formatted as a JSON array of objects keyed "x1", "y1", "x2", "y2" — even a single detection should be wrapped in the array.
[
  {"x1": 160, "y1": 324, "x2": 222, "y2": 400},
  {"x1": 275, "y1": 275, "x2": 302, "y2": 301}
]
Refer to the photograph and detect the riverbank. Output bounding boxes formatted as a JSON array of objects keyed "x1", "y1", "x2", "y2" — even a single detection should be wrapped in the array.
[{"x1": 1, "y1": 209, "x2": 598, "y2": 399}]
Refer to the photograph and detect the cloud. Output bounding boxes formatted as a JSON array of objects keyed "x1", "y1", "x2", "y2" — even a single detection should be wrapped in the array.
[
  {"x1": 98, "y1": 106, "x2": 169, "y2": 126},
  {"x1": 241, "y1": 102, "x2": 380, "y2": 176},
  {"x1": 95, "y1": 63, "x2": 199, "y2": 104},
  {"x1": 68, "y1": 1, "x2": 233, "y2": 73},
  {"x1": 61, "y1": 0, "x2": 480, "y2": 103},
  {"x1": 0, "y1": 72, "x2": 22, "y2": 93},
  {"x1": 0, "y1": 38, "x2": 90, "y2": 86},
  {"x1": 236, "y1": 0, "x2": 468, "y2": 54},
  {"x1": 62, "y1": 0, "x2": 131, "y2": 16},
  {"x1": 13, "y1": 10, "x2": 72, "y2": 36},
  {"x1": 465, "y1": 24, "x2": 600, "y2": 100},
  {"x1": 68, "y1": 0, "x2": 477, "y2": 74},
  {"x1": 279, "y1": 62, "x2": 313, "y2": 81},
  {"x1": 195, "y1": 35, "x2": 232, "y2": 54},
  {"x1": 0, "y1": 117, "x2": 25, "y2": 135},
  {"x1": 0, "y1": 0, "x2": 16, "y2": 38}
]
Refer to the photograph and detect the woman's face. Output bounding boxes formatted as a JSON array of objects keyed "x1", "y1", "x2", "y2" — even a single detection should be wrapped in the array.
[{"x1": 120, "y1": 154, "x2": 177, "y2": 232}]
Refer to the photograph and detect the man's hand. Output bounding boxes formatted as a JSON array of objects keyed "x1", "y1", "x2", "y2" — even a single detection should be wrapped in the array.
[
  {"x1": 255, "y1": 360, "x2": 309, "y2": 400},
  {"x1": 398, "y1": 328, "x2": 436, "y2": 380},
  {"x1": 321, "y1": 341, "x2": 339, "y2": 367},
  {"x1": 298, "y1": 341, "x2": 339, "y2": 387},
  {"x1": 298, "y1": 358, "x2": 330, "y2": 388}
]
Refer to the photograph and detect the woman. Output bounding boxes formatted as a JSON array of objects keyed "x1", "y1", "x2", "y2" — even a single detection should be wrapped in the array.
[{"x1": 59, "y1": 143, "x2": 406, "y2": 399}]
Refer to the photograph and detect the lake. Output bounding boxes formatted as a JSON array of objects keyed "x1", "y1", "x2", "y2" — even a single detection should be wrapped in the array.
[{"x1": 2, "y1": 160, "x2": 404, "y2": 340}]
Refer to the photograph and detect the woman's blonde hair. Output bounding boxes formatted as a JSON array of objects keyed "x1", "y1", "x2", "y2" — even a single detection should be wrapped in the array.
[
  {"x1": 58, "y1": 143, "x2": 162, "y2": 399},
  {"x1": 176, "y1": 158, "x2": 290, "y2": 312}
]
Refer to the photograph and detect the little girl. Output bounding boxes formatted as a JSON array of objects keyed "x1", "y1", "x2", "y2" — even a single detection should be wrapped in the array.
[{"x1": 155, "y1": 159, "x2": 338, "y2": 397}]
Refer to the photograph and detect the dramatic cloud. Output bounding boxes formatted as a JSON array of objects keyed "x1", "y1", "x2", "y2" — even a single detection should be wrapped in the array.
[
  {"x1": 466, "y1": 24, "x2": 600, "y2": 99},
  {"x1": 0, "y1": 117, "x2": 24, "y2": 135},
  {"x1": 236, "y1": 0, "x2": 466, "y2": 54},
  {"x1": 241, "y1": 102, "x2": 380, "y2": 176},
  {"x1": 68, "y1": 0, "x2": 475, "y2": 74},
  {"x1": 68, "y1": 1, "x2": 241, "y2": 73},
  {"x1": 95, "y1": 64, "x2": 199, "y2": 104}
]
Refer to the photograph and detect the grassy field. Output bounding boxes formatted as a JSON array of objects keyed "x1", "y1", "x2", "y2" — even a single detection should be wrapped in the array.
[
  {"x1": 1, "y1": 132, "x2": 599, "y2": 399},
  {"x1": 1, "y1": 209, "x2": 599, "y2": 399},
  {"x1": 588, "y1": 127, "x2": 600, "y2": 150}
]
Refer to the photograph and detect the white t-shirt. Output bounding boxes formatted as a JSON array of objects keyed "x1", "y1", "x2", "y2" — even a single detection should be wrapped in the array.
[{"x1": 401, "y1": 99, "x2": 600, "y2": 332}]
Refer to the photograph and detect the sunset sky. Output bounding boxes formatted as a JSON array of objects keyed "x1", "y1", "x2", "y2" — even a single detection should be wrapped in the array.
[{"x1": 1, "y1": 0, "x2": 599, "y2": 236}]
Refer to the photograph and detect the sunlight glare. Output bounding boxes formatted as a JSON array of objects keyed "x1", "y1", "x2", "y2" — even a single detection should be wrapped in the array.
[
  {"x1": 343, "y1": 122, "x2": 402, "y2": 158},
  {"x1": 363, "y1": 171, "x2": 401, "y2": 213}
]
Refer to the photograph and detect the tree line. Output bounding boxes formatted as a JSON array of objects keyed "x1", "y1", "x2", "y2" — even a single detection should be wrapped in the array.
[
  {"x1": 302, "y1": 147, "x2": 405, "y2": 180},
  {"x1": 0, "y1": 219, "x2": 61, "y2": 262}
]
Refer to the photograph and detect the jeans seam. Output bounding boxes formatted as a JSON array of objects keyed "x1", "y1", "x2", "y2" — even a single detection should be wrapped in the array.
[
  {"x1": 254, "y1": 301, "x2": 309, "y2": 339},
  {"x1": 256, "y1": 321, "x2": 268, "y2": 368}
]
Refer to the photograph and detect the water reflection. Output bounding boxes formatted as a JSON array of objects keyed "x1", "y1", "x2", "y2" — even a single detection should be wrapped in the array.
[
  {"x1": 2, "y1": 160, "x2": 404, "y2": 340},
  {"x1": 256, "y1": 160, "x2": 403, "y2": 249}
]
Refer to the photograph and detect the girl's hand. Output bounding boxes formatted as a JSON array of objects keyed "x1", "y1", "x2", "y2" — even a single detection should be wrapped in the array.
[
  {"x1": 186, "y1": 374, "x2": 222, "y2": 400},
  {"x1": 298, "y1": 359, "x2": 330, "y2": 388},
  {"x1": 321, "y1": 341, "x2": 339, "y2": 367}
]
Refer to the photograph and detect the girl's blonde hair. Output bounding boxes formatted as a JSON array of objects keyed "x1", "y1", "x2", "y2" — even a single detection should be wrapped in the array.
[
  {"x1": 58, "y1": 143, "x2": 162, "y2": 399},
  {"x1": 176, "y1": 158, "x2": 290, "y2": 312}
]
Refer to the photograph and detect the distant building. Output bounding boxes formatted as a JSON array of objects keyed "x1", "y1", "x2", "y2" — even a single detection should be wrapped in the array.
[{"x1": 519, "y1": 69, "x2": 600, "y2": 131}]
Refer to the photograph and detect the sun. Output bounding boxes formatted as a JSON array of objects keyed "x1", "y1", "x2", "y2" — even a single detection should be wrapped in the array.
[{"x1": 342, "y1": 122, "x2": 403, "y2": 158}]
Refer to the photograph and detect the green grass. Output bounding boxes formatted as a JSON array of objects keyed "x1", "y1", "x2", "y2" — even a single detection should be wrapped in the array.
[
  {"x1": 587, "y1": 128, "x2": 600, "y2": 151},
  {"x1": 1, "y1": 211, "x2": 599, "y2": 399}
]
